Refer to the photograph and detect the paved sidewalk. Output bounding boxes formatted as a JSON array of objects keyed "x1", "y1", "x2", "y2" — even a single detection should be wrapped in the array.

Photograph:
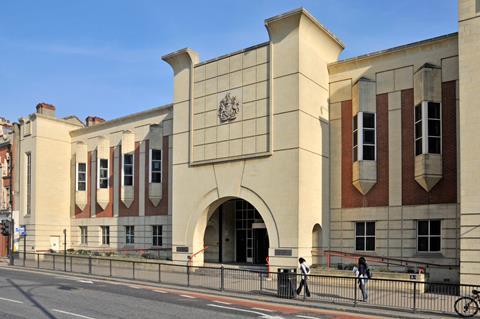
[{"x1": 2, "y1": 264, "x2": 459, "y2": 319}]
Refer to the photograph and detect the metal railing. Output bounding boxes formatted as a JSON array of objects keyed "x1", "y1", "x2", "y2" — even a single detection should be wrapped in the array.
[{"x1": 12, "y1": 252, "x2": 478, "y2": 316}]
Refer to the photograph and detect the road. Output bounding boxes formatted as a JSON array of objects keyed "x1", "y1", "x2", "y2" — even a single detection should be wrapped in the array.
[{"x1": 0, "y1": 267, "x2": 380, "y2": 319}]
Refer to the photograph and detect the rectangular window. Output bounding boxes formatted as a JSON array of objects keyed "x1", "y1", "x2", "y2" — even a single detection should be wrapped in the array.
[
  {"x1": 76, "y1": 163, "x2": 87, "y2": 191},
  {"x1": 477, "y1": 0, "x2": 480, "y2": 13},
  {"x1": 98, "y1": 158, "x2": 109, "y2": 189},
  {"x1": 26, "y1": 152, "x2": 32, "y2": 215},
  {"x1": 417, "y1": 220, "x2": 441, "y2": 252},
  {"x1": 415, "y1": 101, "x2": 441, "y2": 156},
  {"x1": 80, "y1": 226, "x2": 88, "y2": 245},
  {"x1": 355, "y1": 221, "x2": 375, "y2": 251},
  {"x1": 101, "y1": 226, "x2": 110, "y2": 245},
  {"x1": 152, "y1": 225, "x2": 163, "y2": 246},
  {"x1": 125, "y1": 226, "x2": 135, "y2": 244},
  {"x1": 352, "y1": 112, "x2": 376, "y2": 161},
  {"x1": 150, "y1": 149, "x2": 162, "y2": 183},
  {"x1": 123, "y1": 154, "x2": 134, "y2": 186}
]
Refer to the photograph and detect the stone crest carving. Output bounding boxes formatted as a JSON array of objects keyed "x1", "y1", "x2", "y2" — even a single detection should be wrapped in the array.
[{"x1": 218, "y1": 93, "x2": 240, "y2": 122}]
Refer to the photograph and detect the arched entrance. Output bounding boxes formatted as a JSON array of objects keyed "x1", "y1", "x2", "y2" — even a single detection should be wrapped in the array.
[{"x1": 203, "y1": 198, "x2": 270, "y2": 264}]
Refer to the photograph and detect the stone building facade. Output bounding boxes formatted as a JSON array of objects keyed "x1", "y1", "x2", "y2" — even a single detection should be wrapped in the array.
[{"x1": 4, "y1": 0, "x2": 479, "y2": 284}]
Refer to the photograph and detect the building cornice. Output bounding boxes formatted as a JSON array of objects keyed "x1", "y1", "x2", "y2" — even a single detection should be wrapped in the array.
[{"x1": 70, "y1": 103, "x2": 172, "y2": 137}]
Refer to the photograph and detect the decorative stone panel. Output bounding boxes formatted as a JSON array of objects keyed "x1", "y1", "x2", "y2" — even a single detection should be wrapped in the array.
[
  {"x1": 147, "y1": 125, "x2": 163, "y2": 207},
  {"x1": 352, "y1": 77, "x2": 377, "y2": 195},
  {"x1": 121, "y1": 130, "x2": 135, "y2": 208},
  {"x1": 413, "y1": 63, "x2": 442, "y2": 192},
  {"x1": 96, "y1": 136, "x2": 110, "y2": 210},
  {"x1": 74, "y1": 141, "x2": 88, "y2": 210}
]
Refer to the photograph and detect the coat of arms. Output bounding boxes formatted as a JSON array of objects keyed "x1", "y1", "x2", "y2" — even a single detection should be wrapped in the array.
[{"x1": 218, "y1": 93, "x2": 240, "y2": 122}]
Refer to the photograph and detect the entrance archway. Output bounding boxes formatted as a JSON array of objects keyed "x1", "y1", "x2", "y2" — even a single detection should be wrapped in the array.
[{"x1": 203, "y1": 198, "x2": 270, "y2": 264}]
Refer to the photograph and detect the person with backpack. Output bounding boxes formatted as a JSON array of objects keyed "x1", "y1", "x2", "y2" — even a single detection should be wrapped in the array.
[
  {"x1": 297, "y1": 257, "x2": 311, "y2": 297},
  {"x1": 353, "y1": 256, "x2": 371, "y2": 301}
]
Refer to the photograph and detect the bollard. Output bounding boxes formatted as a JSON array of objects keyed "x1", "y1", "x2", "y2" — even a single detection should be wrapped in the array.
[
  {"x1": 158, "y1": 263, "x2": 162, "y2": 283},
  {"x1": 88, "y1": 256, "x2": 92, "y2": 274},
  {"x1": 133, "y1": 262, "x2": 136, "y2": 280}
]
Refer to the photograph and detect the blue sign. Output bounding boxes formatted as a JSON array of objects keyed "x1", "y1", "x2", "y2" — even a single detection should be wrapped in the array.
[{"x1": 16, "y1": 227, "x2": 26, "y2": 236}]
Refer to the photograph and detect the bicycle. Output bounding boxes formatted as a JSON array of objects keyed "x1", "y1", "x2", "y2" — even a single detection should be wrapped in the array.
[{"x1": 455, "y1": 289, "x2": 480, "y2": 317}]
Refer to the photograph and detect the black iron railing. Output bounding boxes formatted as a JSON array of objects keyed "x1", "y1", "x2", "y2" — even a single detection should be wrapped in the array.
[{"x1": 12, "y1": 252, "x2": 478, "y2": 316}]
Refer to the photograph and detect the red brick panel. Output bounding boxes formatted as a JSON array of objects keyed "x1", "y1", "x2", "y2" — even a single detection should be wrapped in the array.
[
  {"x1": 96, "y1": 147, "x2": 114, "y2": 218},
  {"x1": 119, "y1": 143, "x2": 140, "y2": 217},
  {"x1": 75, "y1": 152, "x2": 91, "y2": 218},
  {"x1": 341, "y1": 94, "x2": 389, "y2": 208},
  {"x1": 401, "y1": 82, "x2": 457, "y2": 205},
  {"x1": 145, "y1": 137, "x2": 169, "y2": 216}
]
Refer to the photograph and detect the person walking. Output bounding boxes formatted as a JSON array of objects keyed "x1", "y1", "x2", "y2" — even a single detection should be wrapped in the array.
[
  {"x1": 353, "y1": 256, "x2": 371, "y2": 302},
  {"x1": 296, "y1": 257, "x2": 311, "y2": 297}
]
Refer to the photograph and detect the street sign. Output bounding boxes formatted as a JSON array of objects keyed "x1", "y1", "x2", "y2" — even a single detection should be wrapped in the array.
[{"x1": 15, "y1": 227, "x2": 26, "y2": 236}]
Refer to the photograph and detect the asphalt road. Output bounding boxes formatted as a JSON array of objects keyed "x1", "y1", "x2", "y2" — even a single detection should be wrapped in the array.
[{"x1": 0, "y1": 267, "x2": 379, "y2": 319}]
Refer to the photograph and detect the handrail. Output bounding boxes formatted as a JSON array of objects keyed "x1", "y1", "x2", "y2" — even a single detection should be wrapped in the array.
[
  {"x1": 187, "y1": 245, "x2": 208, "y2": 266},
  {"x1": 313, "y1": 249, "x2": 458, "y2": 270}
]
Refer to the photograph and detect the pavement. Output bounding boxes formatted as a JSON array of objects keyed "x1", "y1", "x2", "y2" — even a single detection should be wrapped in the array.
[{"x1": 0, "y1": 266, "x2": 457, "y2": 319}]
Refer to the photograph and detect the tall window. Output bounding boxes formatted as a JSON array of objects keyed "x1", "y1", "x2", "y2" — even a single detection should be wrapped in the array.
[
  {"x1": 76, "y1": 163, "x2": 87, "y2": 191},
  {"x1": 353, "y1": 112, "x2": 376, "y2": 161},
  {"x1": 101, "y1": 226, "x2": 110, "y2": 245},
  {"x1": 417, "y1": 220, "x2": 441, "y2": 252},
  {"x1": 355, "y1": 222, "x2": 375, "y2": 251},
  {"x1": 80, "y1": 226, "x2": 88, "y2": 245},
  {"x1": 152, "y1": 225, "x2": 163, "y2": 246},
  {"x1": 98, "y1": 159, "x2": 109, "y2": 189},
  {"x1": 150, "y1": 149, "x2": 162, "y2": 183},
  {"x1": 26, "y1": 152, "x2": 32, "y2": 215},
  {"x1": 415, "y1": 102, "x2": 441, "y2": 156},
  {"x1": 123, "y1": 154, "x2": 134, "y2": 186},
  {"x1": 125, "y1": 226, "x2": 135, "y2": 244}
]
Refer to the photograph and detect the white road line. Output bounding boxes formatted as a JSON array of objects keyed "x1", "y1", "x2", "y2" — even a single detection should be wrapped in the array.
[
  {"x1": 0, "y1": 297, "x2": 23, "y2": 304},
  {"x1": 129, "y1": 285, "x2": 142, "y2": 289},
  {"x1": 212, "y1": 300, "x2": 231, "y2": 305},
  {"x1": 153, "y1": 289, "x2": 167, "y2": 294},
  {"x1": 296, "y1": 315, "x2": 321, "y2": 319},
  {"x1": 252, "y1": 307, "x2": 274, "y2": 312},
  {"x1": 77, "y1": 280, "x2": 94, "y2": 284},
  {"x1": 180, "y1": 294, "x2": 196, "y2": 299},
  {"x1": 52, "y1": 309, "x2": 96, "y2": 319},
  {"x1": 207, "y1": 303, "x2": 283, "y2": 319}
]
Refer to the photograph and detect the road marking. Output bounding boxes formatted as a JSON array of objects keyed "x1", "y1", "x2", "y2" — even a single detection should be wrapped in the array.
[
  {"x1": 207, "y1": 304, "x2": 284, "y2": 318},
  {"x1": 52, "y1": 309, "x2": 96, "y2": 319},
  {"x1": 78, "y1": 280, "x2": 93, "y2": 284},
  {"x1": 0, "y1": 297, "x2": 23, "y2": 304},
  {"x1": 252, "y1": 307, "x2": 274, "y2": 312},
  {"x1": 129, "y1": 285, "x2": 142, "y2": 289},
  {"x1": 153, "y1": 289, "x2": 167, "y2": 294},
  {"x1": 213, "y1": 300, "x2": 231, "y2": 305},
  {"x1": 296, "y1": 315, "x2": 321, "y2": 319},
  {"x1": 180, "y1": 294, "x2": 196, "y2": 299}
]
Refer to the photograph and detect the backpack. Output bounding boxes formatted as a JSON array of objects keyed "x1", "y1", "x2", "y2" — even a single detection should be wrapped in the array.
[{"x1": 366, "y1": 268, "x2": 372, "y2": 279}]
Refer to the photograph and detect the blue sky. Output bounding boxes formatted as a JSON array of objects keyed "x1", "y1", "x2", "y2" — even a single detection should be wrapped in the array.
[{"x1": 1, "y1": 1, "x2": 457, "y2": 122}]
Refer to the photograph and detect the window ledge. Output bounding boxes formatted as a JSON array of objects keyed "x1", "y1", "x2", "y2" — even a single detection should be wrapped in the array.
[{"x1": 415, "y1": 252, "x2": 443, "y2": 258}]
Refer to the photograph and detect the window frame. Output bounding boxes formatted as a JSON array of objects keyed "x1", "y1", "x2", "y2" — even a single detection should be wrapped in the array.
[
  {"x1": 352, "y1": 112, "x2": 376, "y2": 162},
  {"x1": 76, "y1": 162, "x2": 87, "y2": 192},
  {"x1": 97, "y1": 158, "x2": 109, "y2": 189},
  {"x1": 149, "y1": 149, "x2": 162, "y2": 184},
  {"x1": 125, "y1": 225, "x2": 135, "y2": 245},
  {"x1": 80, "y1": 226, "x2": 88, "y2": 245},
  {"x1": 355, "y1": 221, "x2": 376, "y2": 252},
  {"x1": 122, "y1": 153, "x2": 134, "y2": 187},
  {"x1": 152, "y1": 225, "x2": 163, "y2": 247},
  {"x1": 101, "y1": 226, "x2": 110, "y2": 245},
  {"x1": 417, "y1": 219, "x2": 442, "y2": 253},
  {"x1": 414, "y1": 101, "x2": 442, "y2": 156}
]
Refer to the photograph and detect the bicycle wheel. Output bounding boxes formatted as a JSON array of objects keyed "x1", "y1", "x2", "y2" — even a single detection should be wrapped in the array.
[{"x1": 455, "y1": 297, "x2": 479, "y2": 317}]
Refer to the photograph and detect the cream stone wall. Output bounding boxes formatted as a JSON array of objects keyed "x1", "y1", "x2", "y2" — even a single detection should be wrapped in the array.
[
  {"x1": 165, "y1": 8, "x2": 343, "y2": 267},
  {"x1": 18, "y1": 114, "x2": 83, "y2": 251},
  {"x1": 328, "y1": 33, "x2": 460, "y2": 283},
  {"x1": 458, "y1": 0, "x2": 480, "y2": 285}
]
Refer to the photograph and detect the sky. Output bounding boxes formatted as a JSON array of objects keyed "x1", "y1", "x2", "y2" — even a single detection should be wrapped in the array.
[{"x1": 0, "y1": 1, "x2": 457, "y2": 122}]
